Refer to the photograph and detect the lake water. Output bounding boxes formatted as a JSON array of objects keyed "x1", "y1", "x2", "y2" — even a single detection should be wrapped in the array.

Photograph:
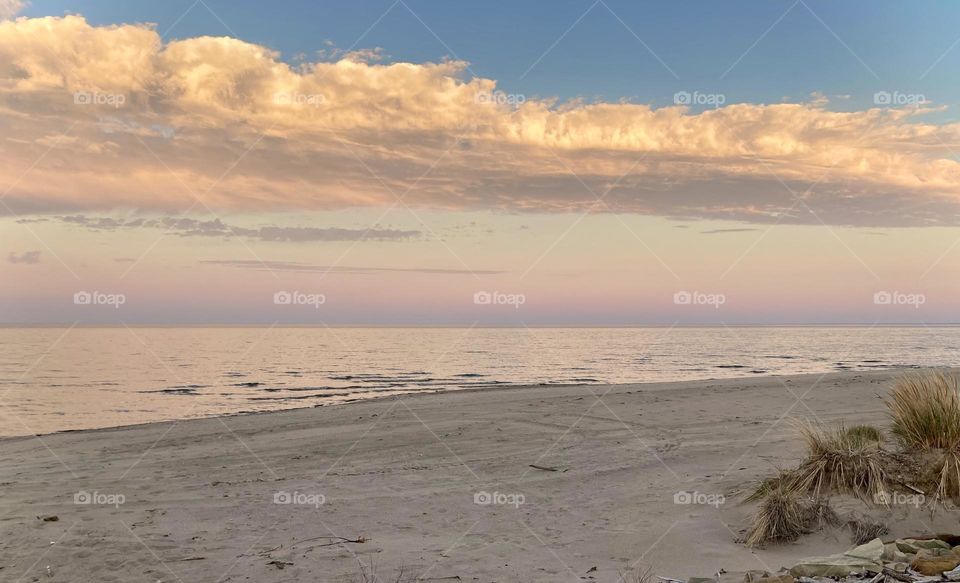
[{"x1": 1, "y1": 326, "x2": 958, "y2": 436}]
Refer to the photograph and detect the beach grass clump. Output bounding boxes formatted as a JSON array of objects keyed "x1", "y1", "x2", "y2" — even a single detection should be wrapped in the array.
[
  {"x1": 744, "y1": 472, "x2": 837, "y2": 547},
  {"x1": 886, "y1": 372, "x2": 960, "y2": 501},
  {"x1": 353, "y1": 560, "x2": 416, "y2": 583},
  {"x1": 887, "y1": 372, "x2": 960, "y2": 451},
  {"x1": 791, "y1": 420, "x2": 888, "y2": 501},
  {"x1": 744, "y1": 470, "x2": 803, "y2": 504},
  {"x1": 930, "y1": 449, "x2": 960, "y2": 502},
  {"x1": 743, "y1": 372, "x2": 960, "y2": 547},
  {"x1": 846, "y1": 515, "x2": 889, "y2": 545},
  {"x1": 617, "y1": 566, "x2": 654, "y2": 583},
  {"x1": 844, "y1": 424, "x2": 883, "y2": 447}
]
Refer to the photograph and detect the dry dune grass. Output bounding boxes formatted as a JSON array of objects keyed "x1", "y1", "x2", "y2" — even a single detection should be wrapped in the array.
[
  {"x1": 888, "y1": 372, "x2": 960, "y2": 450},
  {"x1": 744, "y1": 471, "x2": 840, "y2": 548},
  {"x1": 887, "y1": 372, "x2": 960, "y2": 501},
  {"x1": 745, "y1": 371, "x2": 960, "y2": 547},
  {"x1": 791, "y1": 420, "x2": 888, "y2": 502}
]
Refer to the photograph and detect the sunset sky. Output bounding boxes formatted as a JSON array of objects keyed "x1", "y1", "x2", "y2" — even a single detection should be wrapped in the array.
[{"x1": 2, "y1": 0, "x2": 960, "y2": 324}]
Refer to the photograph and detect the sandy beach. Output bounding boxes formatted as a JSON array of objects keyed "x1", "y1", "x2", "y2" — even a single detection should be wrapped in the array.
[{"x1": 2, "y1": 369, "x2": 957, "y2": 582}]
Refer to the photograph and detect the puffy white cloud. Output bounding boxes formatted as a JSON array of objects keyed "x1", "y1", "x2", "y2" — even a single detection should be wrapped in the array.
[{"x1": 1, "y1": 15, "x2": 960, "y2": 225}]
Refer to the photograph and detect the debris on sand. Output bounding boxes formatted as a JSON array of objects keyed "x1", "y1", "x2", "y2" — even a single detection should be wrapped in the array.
[{"x1": 683, "y1": 536, "x2": 960, "y2": 583}]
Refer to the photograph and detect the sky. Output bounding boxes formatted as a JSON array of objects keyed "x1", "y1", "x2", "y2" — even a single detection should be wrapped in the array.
[{"x1": 1, "y1": 0, "x2": 960, "y2": 324}]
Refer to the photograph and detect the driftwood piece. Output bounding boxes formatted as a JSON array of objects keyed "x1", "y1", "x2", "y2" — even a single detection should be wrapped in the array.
[
  {"x1": 529, "y1": 464, "x2": 566, "y2": 472},
  {"x1": 882, "y1": 567, "x2": 914, "y2": 583}
]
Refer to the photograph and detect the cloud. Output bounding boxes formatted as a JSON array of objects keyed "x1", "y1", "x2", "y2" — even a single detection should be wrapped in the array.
[
  {"x1": 52, "y1": 215, "x2": 419, "y2": 242},
  {"x1": 700, "y1": 228, "x2": 761, "y2": 235},
  {"x1": 200, "y1": 259, "x2": 501, "y2": 275},
  {"x1": 1, "y1": 15, "x2": 960, "y2": 226},
  {"x1": 0, "y1": 1, "x2": 25, "y2": 20},
  {"x1": 7, "y1": 250, "x2": 39, "y2": 263}
]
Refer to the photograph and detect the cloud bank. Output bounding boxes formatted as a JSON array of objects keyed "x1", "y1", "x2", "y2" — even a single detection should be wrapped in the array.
[
  {"x1": 2, "y1": 15, "x2": 960, "y2": 225},
  {"x1": 7, "y1": 249, "x2": 39, "y2": 264},
  {"x1": 47, "y1": 215, "x2": 419, "y2": 242},
  {"x1": 201, "y1": 259, "x2": 500, "y2": 275}
]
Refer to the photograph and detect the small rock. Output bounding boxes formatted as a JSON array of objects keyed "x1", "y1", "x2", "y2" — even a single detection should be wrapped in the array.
[
  {"x1": 896, "y1": 539, "x2": 951, "y2": 554},
  {"x1": 910, "y1": 548, "x2": 960, "y2": 576},
  {"x1": 744, "y1": 571, "x2": 771, "y2": 583},
  {"x1": 755, "y1": 576, "x2": 795, "y2": 583}
]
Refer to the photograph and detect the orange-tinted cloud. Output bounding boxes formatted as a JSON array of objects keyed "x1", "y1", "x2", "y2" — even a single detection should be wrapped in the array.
[{"x1": 2, "y1": 15, "x2": 960, "y2": 225}]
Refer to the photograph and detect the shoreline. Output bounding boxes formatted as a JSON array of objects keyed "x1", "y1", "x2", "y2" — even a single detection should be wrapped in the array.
[
  {"x1": 0, "y1": 365, "x2": 925, "y2": 442},
  {"x1": 2, "y1": 369, "x2": 957, "y2": 582}
]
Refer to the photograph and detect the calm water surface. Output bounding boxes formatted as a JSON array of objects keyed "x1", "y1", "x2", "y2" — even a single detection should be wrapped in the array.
[{"x1": 1, "y1": 326, "x2": 958, "y2": 436}]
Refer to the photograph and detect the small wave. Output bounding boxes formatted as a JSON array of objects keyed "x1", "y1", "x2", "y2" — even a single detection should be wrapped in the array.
[
  {"x1": 248, "y1": 391, "x2": 357, "y2": 401},
  {"x1": 141, "y1": 387, "x2": 201, "y2": 395}
]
